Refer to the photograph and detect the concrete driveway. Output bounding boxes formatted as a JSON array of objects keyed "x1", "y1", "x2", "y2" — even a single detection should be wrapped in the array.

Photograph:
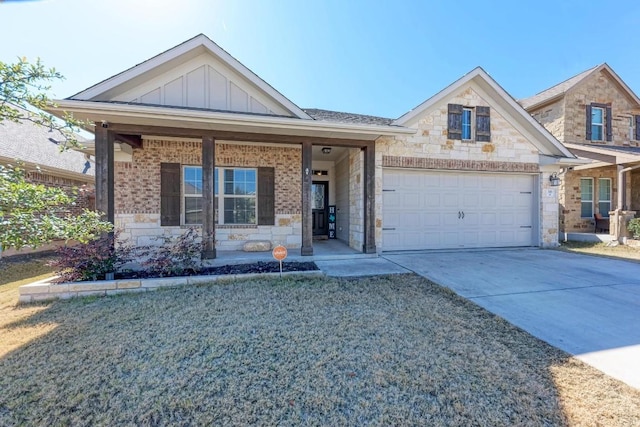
[{"x1": 383, "y1": 249, "x2": 640, "y2": 390}]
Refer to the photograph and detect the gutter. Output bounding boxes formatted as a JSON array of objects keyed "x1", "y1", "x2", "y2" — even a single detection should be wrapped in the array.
[{"x1": 48, "y1": 100, "x2": 416, "y2": 138}]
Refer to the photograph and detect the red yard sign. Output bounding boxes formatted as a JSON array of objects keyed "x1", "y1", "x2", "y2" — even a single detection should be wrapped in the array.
[{"x1": 272, "y1": 245, "x2": 287, "y2": 261}]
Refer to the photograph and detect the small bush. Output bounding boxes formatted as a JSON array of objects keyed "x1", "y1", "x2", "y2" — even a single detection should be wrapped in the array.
[
  {"x1": 50, "y1": 232, "x2": 134, "y2": 283},
  {"x1": 139, "y1": 228, "x2": 203, "y2": 277},
  {"x1": 627, "y1": 218, "x2": 640, "y2": 239}
]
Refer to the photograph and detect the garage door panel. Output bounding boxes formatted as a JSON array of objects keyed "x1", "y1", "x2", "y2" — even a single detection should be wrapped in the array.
[{"x1": 382, "y1": 170, "x2": 535, "y2": 251}]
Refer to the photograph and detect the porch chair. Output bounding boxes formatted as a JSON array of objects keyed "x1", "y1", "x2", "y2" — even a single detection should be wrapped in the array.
[{"x1": 594, "y1": 213, "x2": 610, "y2": 233}]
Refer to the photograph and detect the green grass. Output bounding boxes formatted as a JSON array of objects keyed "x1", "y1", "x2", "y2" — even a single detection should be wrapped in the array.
[{"x1": 1, "y1": 273, "x2": 639, "y2": 425}]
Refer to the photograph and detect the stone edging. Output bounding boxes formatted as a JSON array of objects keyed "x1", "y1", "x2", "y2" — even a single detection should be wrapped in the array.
[{"x1": 18, "y1": 270, "x2": 325, "y2": 304}]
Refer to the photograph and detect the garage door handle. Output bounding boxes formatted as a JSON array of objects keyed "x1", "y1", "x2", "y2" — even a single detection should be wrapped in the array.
[
  {"x1": 461, "y1": 211, "x2": 465, "y2": 219},
  {"x1": 382, "y1": 227, "x2": 396, "y2": 231},
  {"x1": 458, "y1": 211, "x2": 461, "y2": 219}
]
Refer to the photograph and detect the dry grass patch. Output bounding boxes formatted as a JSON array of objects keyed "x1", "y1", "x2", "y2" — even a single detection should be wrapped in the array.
[
  {"x1": 0, "y1": 255, "x2": 56, "y2": 358},
  {"x1": 1, "y1": 274, "x2": 639, "y2": 425},
  {"x1": 558, "y1": 241, "x2": 640, "y2": 262}
]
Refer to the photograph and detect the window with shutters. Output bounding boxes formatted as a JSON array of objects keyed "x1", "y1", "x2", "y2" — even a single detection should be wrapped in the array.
[
  {"x1": 580, "y1": 178, "x2": 594, "y2": 218},
  {"x1": 632, "y1": 115, "x2": 640, "y2": 141},
  {"x1": 448, "y1": 104, "x2": 490, "y2": 142},
  {"x1": 591, "y1": 107, "x2": 604, "y2": 141},
  {"x1": 182, "y1": 166, "x2": 257, "y2": 225},
  {"x1": 586, "y1": 103, "x2": 612, "y2": 142},
  {"x1": 461, "y1": 108, "x2": 473, "y2": 140}
]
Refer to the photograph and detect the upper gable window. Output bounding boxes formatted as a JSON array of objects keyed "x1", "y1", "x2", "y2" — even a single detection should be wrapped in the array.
[
  {"x1": 591, "y1": 107, "x2": 604, "y2": 141},
  {"x1": 586, "y1": 103, "x2": 611, "y2": 142},
  {"x1": 448, "y1": 104, "x2": 491, "y2": 142},
  {"x1": 462, "y1": 108, "x2": 473, "y2": 140}
]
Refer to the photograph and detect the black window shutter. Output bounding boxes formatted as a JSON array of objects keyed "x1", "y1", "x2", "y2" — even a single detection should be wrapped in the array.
[
  {"x1": 160, "y1": 162, "x2": 181, "y2": 226},
  {"x1": 585, "y1": 104, "x2": 592, "y2": 140},
  {"x1": 635, "y1": 115, "x2": 640, "y2": 141},
  {"x1": 606, "y1": 105, "x2": 613, "y2": 141},
  {"x1": 476, "y1": 106, "x2": 491, "y2": 142},
  {"x1": 447, "y1": 104, "x2": 462, "y2": 140},
  {"x1": 257, "y1": 167, "x2": 275, "y2": 225}
]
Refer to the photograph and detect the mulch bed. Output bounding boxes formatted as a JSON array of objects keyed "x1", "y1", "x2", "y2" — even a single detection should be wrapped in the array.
[{"x1": 114, "y1": 261, "x2": 319, "y2": 280}]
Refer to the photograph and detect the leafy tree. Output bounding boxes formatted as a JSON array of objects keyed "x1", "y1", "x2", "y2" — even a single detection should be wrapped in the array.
[
  {"x1": 0, "y1": 58, "x2": 112, "y2": 251},
  {"x1": 0, "y1": 57, "x2": 85, "y2": 149},
  {"x1": 0, "y1": 164, "x2": 112, "y2": 250}
]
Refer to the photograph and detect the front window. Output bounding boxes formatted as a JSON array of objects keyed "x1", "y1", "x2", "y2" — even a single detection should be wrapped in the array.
[
  {"x1": 630, "y1": 117, "x2": 635, "y2": 141},
  {"x1": 183, "y1": 167, "x2": 256, "y2": 225},
  {"x1": 598, "y1": 178, "x2": 611, "y2": 218},
  {"x1": 580, "y1": 178, "x2": 594, "y2": 218},
  {"x1": 591, "y1": 107, "x2": 604, "y2": 141},
  {"x1": 462, "y1": 108, "x2": 473, "y2": 140}
]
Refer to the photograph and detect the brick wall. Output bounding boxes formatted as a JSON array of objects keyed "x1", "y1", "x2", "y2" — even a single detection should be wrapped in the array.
[
  {"x1": 560, "y1": 167, "x2": 618, "y2": 232},
  {"x1": 114, "y1": 139, "x2": 303, "y2": 250},
  {"x1": 26, "y1": 172, "x2": 95, "y2": 215}
]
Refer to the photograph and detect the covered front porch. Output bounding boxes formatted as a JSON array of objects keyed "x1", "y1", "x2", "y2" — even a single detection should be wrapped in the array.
[
  {"x1": 89, "y1": 115, "x2": 399, "y2": 259},
  {"x1": 560, "y1": 143, "x2": 640, "y2": 236}
]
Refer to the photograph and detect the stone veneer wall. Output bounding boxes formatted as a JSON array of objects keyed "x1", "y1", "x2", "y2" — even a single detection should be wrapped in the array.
[
  {"x1": 529, "y1": 98, "x2": 565, "y2": 143},
  {"x1": 563, "y1": 71, "x2": 639, "y2": 146},
  {"x1": 114, "y1": 139, "x2": 302, "y2": 250},
  {"x1": 560, "y1": 167, "x2": 618, "y2": 232},
  {"x1": 375, "y1": 85, "x2": 562, "y2": 248},
  {"x1": 348, "y1": 148, "x2": 364, "y2": 250}
]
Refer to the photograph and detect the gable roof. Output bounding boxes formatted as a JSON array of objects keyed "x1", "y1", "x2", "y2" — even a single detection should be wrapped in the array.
[
  {"x1": 393, "y1": 67, "x2": 575, "y2": 159},
  {"x1": 69, "y1": 34, "x2": 312, "y2": 120},
  {"x1": 0, "y1": 107, "x2": 93, "y2": 182},
  {"x1": 519, "y1": 63, "x2": 640, "y2": 111}
]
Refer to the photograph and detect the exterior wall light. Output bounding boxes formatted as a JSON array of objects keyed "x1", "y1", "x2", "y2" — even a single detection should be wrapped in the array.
[
  {"x1": 321, "y1": 147, "x2": 331, "y2": 154},
  {"x1": 549, "y1": 173, "x2": 560, "y2": 187}
]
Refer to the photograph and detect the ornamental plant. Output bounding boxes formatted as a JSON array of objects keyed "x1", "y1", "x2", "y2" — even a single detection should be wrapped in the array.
[{"x1": 627, "y1": 218, "x2": 640, "y2": 239}]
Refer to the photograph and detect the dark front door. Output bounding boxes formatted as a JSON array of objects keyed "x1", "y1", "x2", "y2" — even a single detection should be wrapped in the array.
[{"x1": 312, "y1": 182, "x2": 328, "y2": 236}]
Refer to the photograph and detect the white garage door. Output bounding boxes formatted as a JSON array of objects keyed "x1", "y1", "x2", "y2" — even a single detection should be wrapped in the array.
[{"x1": 382, "y1": 169, "x2": 536, "y2": 251}]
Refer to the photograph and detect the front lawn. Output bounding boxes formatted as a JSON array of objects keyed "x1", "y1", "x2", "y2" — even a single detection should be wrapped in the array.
[
  {"x1": 1, "y1": 271, "x2": 639, "y2": 425},
  {"x1": 558, "y1": 241, "x2": 640, "y2": 262}
]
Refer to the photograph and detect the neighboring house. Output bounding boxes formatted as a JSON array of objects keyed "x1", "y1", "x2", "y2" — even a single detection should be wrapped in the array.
[
  {"x1": 46, "y1": 34, "x2": 578, "y2": 258},
  {"x1": 0, "y1": 109, "x2": 95, "y2": 255},
  {"x1": 520, "y1": 64, "x2": 640, "y2": 233}
]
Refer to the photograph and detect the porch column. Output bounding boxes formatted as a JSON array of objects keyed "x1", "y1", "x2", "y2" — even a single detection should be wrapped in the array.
[
  {"x1": 363, "y1": 141, "x2": 377, "y2": 253},
  {"x1": 94, "y1": 124, "x2": 114, "y2": 224},
  {"x1": 202, "y1": 136, "x2": 216, "y2": 259},
  {"x1": 301, "y1": 141, "x2": 313, "y2": 255}
]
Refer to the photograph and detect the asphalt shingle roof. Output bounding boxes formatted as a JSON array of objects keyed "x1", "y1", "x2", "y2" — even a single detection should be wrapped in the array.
[
  {"x1": 0, "y1": 108, "x2": 93, "y2": 178},
  {"x1": 519, "y1": 66, "x2": 599, "y2": 110},
  {"x1": 303, "y1": 108, "x2": 395, "y2": 126}
]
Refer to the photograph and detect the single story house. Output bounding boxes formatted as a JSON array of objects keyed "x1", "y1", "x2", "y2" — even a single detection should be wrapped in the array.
[{"x1": 47, "y1": 34, "x2": 579, "y2": 258}]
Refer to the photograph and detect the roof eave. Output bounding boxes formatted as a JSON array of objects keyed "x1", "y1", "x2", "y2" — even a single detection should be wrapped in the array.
[{"x1": 48, "y1": 100, "x2": 415, "y2": 139}]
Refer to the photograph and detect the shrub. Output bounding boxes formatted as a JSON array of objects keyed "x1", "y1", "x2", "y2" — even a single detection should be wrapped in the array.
[
  {"x1": 627, "y1": 218, "x2": 640, "y2": 239},
  {"x1": 50, "y1": 232, "x2": 134, "y2": 283},
  {"x1": 139, "y1": 228, "x2": 203, "y2": 277}
]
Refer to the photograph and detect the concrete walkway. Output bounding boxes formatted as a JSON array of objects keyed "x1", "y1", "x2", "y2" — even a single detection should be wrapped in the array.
[{"x1": 383, "y1": 249, "x2": 640, "y2": 390}]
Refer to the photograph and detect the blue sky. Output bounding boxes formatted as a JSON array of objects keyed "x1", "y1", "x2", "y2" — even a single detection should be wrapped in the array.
[{"x1": 2, "y1": 0, "x2": 640, "y2": 119}]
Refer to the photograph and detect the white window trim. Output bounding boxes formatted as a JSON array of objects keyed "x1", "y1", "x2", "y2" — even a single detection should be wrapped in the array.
[
  {"x1": 181, "y1": 166, "x2": 258, "y2": 226},
  {"x1": 629, "y1": 117, "x2": 635, "y2": 141},
  {"x1": 462, "y1": 107, "x2": 474, "y2": 141},
  {"x1": 591, "y1": 107, "x2": 605, "y2": 141},
  {"x1": 580, "y1": 177, "x2": 594, "y2": 218},
  {"x1": 597, "y1": 178, "x2": 611, "y2": 218}
]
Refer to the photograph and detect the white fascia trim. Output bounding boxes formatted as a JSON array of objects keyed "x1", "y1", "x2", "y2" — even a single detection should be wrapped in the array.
[
  {"x1": 539, "y1": 154, "x2": 591, "y2": 166},
  {"x1": 50, "y1": 100, "x2": 416, "y2": 137},
  {"x1": 71, "y1": 35, "x2": 313, "y2": 120},
  {"x1": 564, "y1": 143, "x2": 640, "y2": 163}
]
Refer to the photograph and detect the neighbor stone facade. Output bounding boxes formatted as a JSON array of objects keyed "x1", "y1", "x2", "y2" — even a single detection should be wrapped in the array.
[
  {"x1": 114, "y1": 138, "x2": 303, "y2": 250},
  {"x1": 374, "y1": 85, "x2": 562, "y2": 248},
  {"x1": 527, "y1": 68, "x2": 640, "y2": 233}
]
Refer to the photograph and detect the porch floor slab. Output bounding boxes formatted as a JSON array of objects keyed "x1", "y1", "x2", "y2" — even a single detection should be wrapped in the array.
[{"x1": 203, "y1": 239, "x2": 374, "y2": 267}]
